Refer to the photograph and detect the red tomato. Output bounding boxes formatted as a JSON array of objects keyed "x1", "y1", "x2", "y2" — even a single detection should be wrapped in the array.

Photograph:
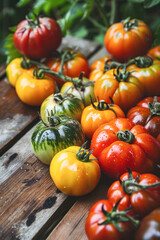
[
  {"x1": 91, "y1": 118, "x2": 160, "y2": 179},
  {"x1": 104, "y1": 18, "x2": 152, "y2": 62},
  {"x1": 81, "y1": 98, "x2": 125, "y2": 138},
  {"x1": 85, "y1": 199, "x2": 138, "y2": 240},
  {"x1": 147, "y1": 46, "x2": 160, "y2": 60},
  {"x1": 127, "y1": 96, "x2": 160, "y2": 140},
  {"x1": 45, "y1": 48, "x2": 89, "y2": 86},
  {"x1": 13, "y1": 17, "x2": 62, "y2": 59},
  {"x1": 107, "y1": 170, "x2": 160, "y2": 219}
]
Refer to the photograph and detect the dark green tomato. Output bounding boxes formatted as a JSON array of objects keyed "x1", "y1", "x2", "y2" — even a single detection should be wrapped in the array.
[
  {"x1": 40, "y1": 92, "x2": 84, "y2": 123},
  {"x1": 31, "y1": 114, "x2": 85, "y2": 165},
  {"x1": 135, "y1": 208, "x2": 160, "y2": 240}
]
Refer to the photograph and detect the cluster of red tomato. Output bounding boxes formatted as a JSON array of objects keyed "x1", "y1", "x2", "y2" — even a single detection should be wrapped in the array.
[{"x1": 6, "y1": 16, "x2": 160, "y2": 240}]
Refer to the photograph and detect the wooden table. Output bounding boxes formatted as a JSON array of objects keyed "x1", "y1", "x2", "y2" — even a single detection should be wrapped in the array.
[{"x1": 0, "y1": 36, "x2": 112, "y2": 240}]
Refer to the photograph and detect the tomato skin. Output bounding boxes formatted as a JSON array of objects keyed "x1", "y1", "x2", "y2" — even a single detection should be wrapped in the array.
[
  {"x1": 104, "y1": 18, "x2": 152, "y2": 62},
  {"x1": 127, "y1": 59, "x2": 160, "y2": 96},
  {"x1": 147, "y1": 45, "x2": 160, "y2": 60},
  {"x1": 81, "y1": 101, "x2": 125, "y2": 138},
  {"x1": 6, "y1": 58, "x2": 33, "y2": 87},
  {"x1": 85, "y1": 199, "x2": 135, "y2": 240},
  {"x1": 15, "y1": 72, "x2": 56, "y2": 106},
  {"x1": 13, "y1": 17, "x2": 62, "y2": 59},
  {"x1": 50, "y1": 146, "x2": 101, "y2": 196},
  {"x1": 107, "y1": 171, "x2": 160, "y2": 219},
  {"x1": 127, "y1": 97, "x2": 160, "y2": 139},
  {"x1": 45, "y1": 48, "x2": 89, "y2": 86},
  {"x1": 94, "y1": 69, "x2": 144, "y2": 112},
  {"x1": 91, "y1": 118, "x2": 160, "y2": 179},
  {"x1": 89, "y1": 56, "x2": 112, "y2": 82},
  {"x1": 60, "y1": 77, "x2": 95, "y2": 106},
  {"x1": 134, "y1": 207, "x2": 160, "y2": 240}
]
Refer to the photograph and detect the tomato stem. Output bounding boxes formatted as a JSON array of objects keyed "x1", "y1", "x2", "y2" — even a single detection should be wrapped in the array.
[
  {"x1": 127, "y1": 56, "x2": 153, "y2": 68},
  {"x1": 123, "y1": 17, "x2": 138, "y2": 31},
  {"x1": 146, "y1": 96, "x2": 160, "y2": 122},
  {"x1": 117, "y1": 130, "x2": 135, "y2": 143},
  {"x1": 76, "y1": 142, "x2": 97, "y2": 162}
]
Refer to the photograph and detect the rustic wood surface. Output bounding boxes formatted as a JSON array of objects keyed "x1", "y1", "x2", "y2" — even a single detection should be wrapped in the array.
[{"x1": 0, "y1": 36, "x2": 109, "y2": 240}]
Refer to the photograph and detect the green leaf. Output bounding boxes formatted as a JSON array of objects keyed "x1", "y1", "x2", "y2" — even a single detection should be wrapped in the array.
[
  {"x1": 17, "y1": 0, "x2": 32, "y2": 7},
  {"x1": 144, "y1": 0, "x2": 160, "y2": 8}
]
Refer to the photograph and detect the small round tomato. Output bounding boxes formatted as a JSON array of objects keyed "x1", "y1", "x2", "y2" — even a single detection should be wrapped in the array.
[
  {"x1": 85, "y1": 199, "x2": 139, "y2": 240},
  {"x1": 81, "y1": 98, "x2": 125, "y2": 138},
  {"x1": 50, "y1": 145, "x2": 101, "y2": 196},
  {"x1": 91, "y1": 118, "x2": 160, "y2": 179},
  {"x1": 127, "y1": 96, "x2": 160, "y2": 139},
  {"x1": 107, "y1": 170, "x2": 160, "y2": 219},
  {"x1": 6, "y1": 58, "x2": 33, "y2": 87},
  {"x1": 40, "y1": 92, "x2": 84, "y2": 123},
  {"x1": 89, "y1": 56, "x2": 112, "y2": 82},
  {"x1": 104, "y1": 18, "x2": 152, "y2": 62},
  {"x1": 45, "y1": 48, "x2": 89, "y2": 86},
  {"x1": 147, "y1": 45, "x2": 160, "y2": 60},
  {"x1": 60, "y1": 77, "x2": 95, "y2": 106},
  {"x1": 135, "y1": 207, "x2": 160, "y2": 240},
  {"x1": 94, "y1": 67, "x2": 144, "y2": 112},
  {"x1": 16, "y1": 71, "x2": 56, "y2": 106},
  {"x1": 127, "y1": 56, "x2": 160, "y2": 96},
  {"x1": 13, "y1": 16, "x2": 62, "y2": 59}
]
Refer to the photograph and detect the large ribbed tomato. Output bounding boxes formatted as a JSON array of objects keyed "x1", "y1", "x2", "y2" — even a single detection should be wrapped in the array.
[
  {"x1": 104, "y1": 18, "x2": 152, "y2": 62},
  {"x1": 13, "y1": 16, "x2": 62, "y2": 59}
]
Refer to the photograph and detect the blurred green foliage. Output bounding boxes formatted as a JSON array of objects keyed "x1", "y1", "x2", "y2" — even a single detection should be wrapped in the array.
[{"x1": 1, "y1": 0, "x2": 160, "y2": 65}]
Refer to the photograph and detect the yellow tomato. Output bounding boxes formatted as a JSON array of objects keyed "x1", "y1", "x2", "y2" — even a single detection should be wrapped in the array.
[
  {"x1": 16, "y1": 72, "x2": 56, "y2": 106},
  {"x1": 50, "y1": 145, "x2": 101, "y2": 196},
  {"x1": 6, "y1": 58, "x2": 33, "y2": 87}
]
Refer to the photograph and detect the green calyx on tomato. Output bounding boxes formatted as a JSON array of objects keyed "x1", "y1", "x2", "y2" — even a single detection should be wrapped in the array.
[
  {"x1": 146, "y1": 96, "x2": 160, "y2": 122},
  {"x1": 114, "y1": 67, "x2": 131, "y2": 82},
  {"x1": 98, "y1": 198, "x2": 139, "y2": 231},
  {"x1": 25, "y1": 14, "x2": 40, "y2": 28},
  {"x1": 123, "y1": 17, "x2": 138, "y2": 31},
  {"x1": 117, "y1": 130, "x2": 135, "y2": 144},
  {"x1": 119, "y1": 168, "x2": 160, "y2": 195},
  {"x1": 76, "y1": 142, "x2": 96, "y2": 162},
  {"x1": 128, "y1": 56, "x2": 153, "y2": 68},
  {"x1": 90, "y1": 96, "x2": 118, "y2": 117}
]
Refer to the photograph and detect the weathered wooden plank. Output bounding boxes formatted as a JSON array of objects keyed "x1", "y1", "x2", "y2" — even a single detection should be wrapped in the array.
[
  {"x1": 46, "y1": 177, "x2": 111, "y2": 240},
  {"x1": 0, "y1": 151, "x2": 76, "y2": 240},
  {"x1": 0, "y1": 37, "x2": 100, "y2": 154}
]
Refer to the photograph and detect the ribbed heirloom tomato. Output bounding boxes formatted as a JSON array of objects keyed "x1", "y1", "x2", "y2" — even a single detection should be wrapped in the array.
[
  {"x1": 13, "y1": 16, "x2": 62, "y2": 59},
  {"x1": 148, "y1": 45, "x2": 160, "y2": 60},
  {"x1": 104, "y1": 18, "x2": 152, "y2": 62},
  {"x1": 91, "y1": 118, "x2": 160, "y2": 179},
  {"x1": 45, "y1": 48, "x2": 89, "y2": 86},
  {"x1": 107, "y1": 170, "x2": 160, "y2": 218}
]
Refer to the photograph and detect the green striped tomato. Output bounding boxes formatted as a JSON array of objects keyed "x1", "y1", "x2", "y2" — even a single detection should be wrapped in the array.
[
  {"x1": 40, "y1": 92, "x2": 84, "y2": 123},
  {"x1": 31, "y1": 114, "x2": 85, "y2": 165}
]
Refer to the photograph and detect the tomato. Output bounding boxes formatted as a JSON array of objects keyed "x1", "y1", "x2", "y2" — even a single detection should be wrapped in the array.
[
  {"x1": 60, "y1": 77, "x2": 95, "y2": 106},
  {"x1": 50, "y1": 145, "x2": 101, "y2": 196},
  {"x1": 91, "y1": 118, "x2": 160, "y2": 179},
  {"x1": 127, "y1": 56, "x2": 160, "y2": 96},
  {"x1": 94, "y1": 67, "x2": 144, "y2": 112},
  {"x1": 31, "y1": 114, "x2": 85, "y2": 165},
  {"x1": 40, "y1": 92, "x2": 84, "y2": 123},
  {"x1": 85, "y1": 199, "x2": 139, "y2": 240},
  {"x1": 6, "y1": 58, "x2": 34, "y2": 87},
  {"x1": 89, "y1": 56, "x2": 112, "y2": 82},
  {"x1": 127, "y1": 96, "x2": 160, "y2": 140},
  {"x1": 107, "y1": 170, "x2": 160, "y2": 219},
  {"x1": 147, "y1": 45, "x2": 160, "y2": 60},
  {"x1": 45, "y1": 48, "x2": 89, "y2": 86},
  {"x1": 104, "y1": 18, "x2": 152, "y2": 62},
  {"x1": 13, "y1": 16, "x2": 62, "y2": 59},
  {"x1": 134, "y1": 207, "x2": 160, "y2": 240},
  {"x1": 15, "y1": 70, "x2": 56, "y2": 106},
  {"x1": 81, "y1": 98, "x2": 125, "y2": 138}
]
